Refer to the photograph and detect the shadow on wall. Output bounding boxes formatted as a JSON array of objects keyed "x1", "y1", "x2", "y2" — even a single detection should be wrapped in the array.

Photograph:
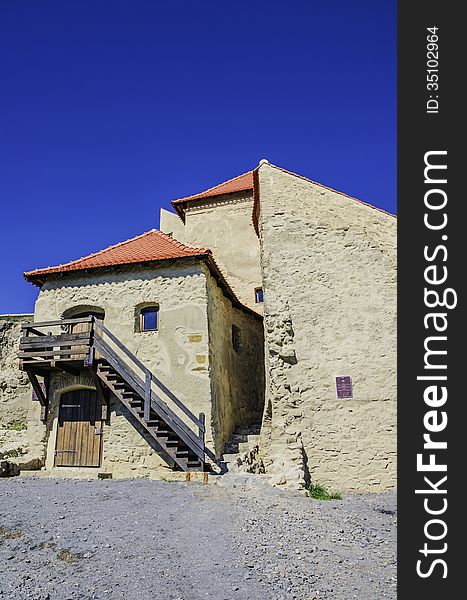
[{"x1": 62, "y1": 305, "x2": 105, "y2": 321}]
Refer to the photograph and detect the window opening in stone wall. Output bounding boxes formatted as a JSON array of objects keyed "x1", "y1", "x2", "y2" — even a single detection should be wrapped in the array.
[
  {"x1": 255, "y1": 287, "x2": 264, "y2": 303},
  {"x1": 232, "y1": 325, "x2": 241, "y2": 352},
  {"x1": 139, "y1": 306, "x2": 159, "y2": 332}
]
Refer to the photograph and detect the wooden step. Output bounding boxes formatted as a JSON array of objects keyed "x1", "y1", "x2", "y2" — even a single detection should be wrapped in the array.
[
  {"x1": 129, "y1": 398, "x2": 143, "y2": 407},
  {"x1": 176, "y1": 452, "x2": 199, "y2": 462},
  {"x1": 112, "y1": 381, "x2": 129, "y2": 388},
  {"x1": 187, "y1": 461, "x2": 202, "y2": 468},
  {"x1": 154, "y1": 429, "x2": 173, "y2": 437}
]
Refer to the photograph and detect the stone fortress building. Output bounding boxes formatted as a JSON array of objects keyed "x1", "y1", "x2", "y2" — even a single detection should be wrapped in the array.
[{"x1": 0, "y1": 161, "x2": 396, "y2": 492}]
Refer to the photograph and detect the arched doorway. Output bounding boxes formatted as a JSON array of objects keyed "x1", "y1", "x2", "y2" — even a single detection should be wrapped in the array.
[
  {"x1": 62, "y1": 307, "x2": 105, "y2": 360},
  {"x1": 62, "y1": 306, "x2": 105, "y2": 331},
  {"x1": 54, "y1": 389, "x2": 104, "y2": 467}
]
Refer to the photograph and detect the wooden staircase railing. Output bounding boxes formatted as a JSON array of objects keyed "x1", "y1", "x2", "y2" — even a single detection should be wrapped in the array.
[
  {"x1": 91, "y1": 319, "x2": 206, "y2": 462},
  {"x1": 19, "y1": 316, "x2": 208, "y2": 470}
]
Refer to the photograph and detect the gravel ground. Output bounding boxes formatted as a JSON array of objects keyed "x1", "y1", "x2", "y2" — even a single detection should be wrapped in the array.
[{"x1": 0, "y1": 477, "x2": 396, "y2": 600}]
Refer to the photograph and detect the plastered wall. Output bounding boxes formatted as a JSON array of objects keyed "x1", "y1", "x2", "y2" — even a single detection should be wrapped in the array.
[
  {"x1": 257, "y1": 164, "x2": 397, "y2": 492},
  {"x1": 160, "y1": 192, "x2": 262, "y2": 312}
]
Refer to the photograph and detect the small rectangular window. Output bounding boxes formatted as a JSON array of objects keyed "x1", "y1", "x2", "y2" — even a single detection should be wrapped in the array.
[
  {"x1": 255, "y1": 288, "x2": 264, "y2": 303},
  {"x1": 232, "y1": 325, "x2": 241, "y2": 352},
  {"x1": 140, "y1": 306, "x2": 159, "y2": 332}
]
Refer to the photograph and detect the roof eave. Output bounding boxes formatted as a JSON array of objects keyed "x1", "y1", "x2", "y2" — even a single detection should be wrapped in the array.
[
  {"x1": 171, "y1": 188, "x2": 254, "y2": 222},
  {"x1": 202, "y1": 254, "x2": 262, "y2": 322},
  {"x1": 23, "y1": 253, "x2": 210, "y2": 288},
  {"x1": 172, "y1": 201, "x2": 187, "y2": 222},
  {"x1": 24, "y1": 252, "x2": 262, "y2": 321}
]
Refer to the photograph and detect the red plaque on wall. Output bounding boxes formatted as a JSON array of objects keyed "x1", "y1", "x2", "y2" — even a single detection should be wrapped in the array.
[{"x1": 336, "y1": 376, "x2": 353, "y2": 398}]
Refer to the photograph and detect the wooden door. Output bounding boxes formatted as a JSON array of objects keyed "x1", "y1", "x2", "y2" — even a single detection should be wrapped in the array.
[{"x1": 55, "y1": 389, "x2": 103, "y2": 467}]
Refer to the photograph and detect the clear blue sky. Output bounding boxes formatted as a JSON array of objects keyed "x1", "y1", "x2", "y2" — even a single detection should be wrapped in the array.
[{"x1": 0, "y1": 1, "x2": 396, "y2": 314}]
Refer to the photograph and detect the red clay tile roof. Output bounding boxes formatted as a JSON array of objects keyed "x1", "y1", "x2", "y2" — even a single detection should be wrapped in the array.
[
  {"x1": 172, "y1": 170, "x2": 254, "y2": 220},
  {"x1": 24, "y1": 229, "x2": 210, "y2": 284},
  {"x1": 23, "y1": 229, "x2": 262, "y2": 320}
]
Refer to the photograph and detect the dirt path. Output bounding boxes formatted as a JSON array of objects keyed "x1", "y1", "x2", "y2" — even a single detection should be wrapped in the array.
[{"x1": 0, "y1": 477, "x2": 396, "y2": 599}]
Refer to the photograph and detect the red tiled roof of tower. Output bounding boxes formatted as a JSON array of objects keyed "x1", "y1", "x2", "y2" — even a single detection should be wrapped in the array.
[
  {"x1": 171, "y1": 170, "x2": 254, "y2": 220},
  {"x1": 24, "y1": 230, "x2": 210, "y2": 284}
]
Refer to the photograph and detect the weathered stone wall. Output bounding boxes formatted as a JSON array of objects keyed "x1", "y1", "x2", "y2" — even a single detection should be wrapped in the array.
[
  {"x1": 160, "y1": 193, "x2": 263, "y2": 313},
  {"x1": 0, "y1": 315, "x2": 46, "y2": 469},
  {"x1": 0, "y1": 315, "x2": 33, "y2": 426},
  {"x1": 203, "y1": 265, "x2": 265, "y2": 456},
  {"x1": 34, "y1": 261, "x2": 214, "y2": 472},
  {"x1": 257, "y1": 163, "x2": 397, "y2": 492}
]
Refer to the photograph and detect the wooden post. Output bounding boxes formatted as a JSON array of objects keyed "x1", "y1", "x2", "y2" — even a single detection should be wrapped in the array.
[
  {"x1": 84, "y1": 318, "x2": 95, "y2": 367},
  {"x1": 144, "y1": 372, "x2": 151, "y2": 421},
  {"x1": 92, "y1": 370, "x2": 111, "y2": 424},
  {"x1": 44, "y1": 374, "x2": 50, "y2": 418},
  {"x1": 198, "y1": 412, "x2": 205, "y2": 471},
  {"x1": 84, "y1": 346, "x2": 95, "y2": 367},
  {"x1": 27, "y1": 372, "x2": 48, "y2": 422}
]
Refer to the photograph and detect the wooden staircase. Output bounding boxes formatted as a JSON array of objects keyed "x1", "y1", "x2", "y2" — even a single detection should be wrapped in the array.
[
  {"x1": 95, "y1": 362, "x2": 204, "y2": 470},
  {"x1": 19, "y1": 317, "x2": 207, "y2": 472}
]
